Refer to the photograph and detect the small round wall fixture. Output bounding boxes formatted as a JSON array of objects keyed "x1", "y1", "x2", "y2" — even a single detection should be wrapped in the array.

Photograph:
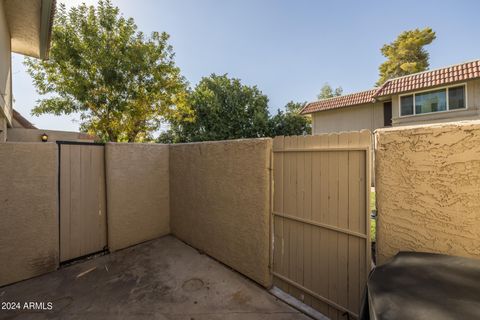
[{"x1": 41, "y1": 133, "x2": 48, "y2": 142}]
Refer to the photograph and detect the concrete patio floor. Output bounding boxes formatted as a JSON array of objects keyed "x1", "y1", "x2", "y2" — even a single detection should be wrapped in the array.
[{"x1": 0, "y1": 236, "x2": 310, "y2": 320}]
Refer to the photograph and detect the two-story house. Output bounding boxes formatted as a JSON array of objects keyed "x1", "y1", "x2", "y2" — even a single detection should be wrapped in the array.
[{"x1": 301, "y1": 60, "x2": 480, "y2": 134}]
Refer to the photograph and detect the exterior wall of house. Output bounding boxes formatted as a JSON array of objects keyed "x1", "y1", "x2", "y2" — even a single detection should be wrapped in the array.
[
  {"x1": 391, "y1": 79, "x2": 480, "y2": 126},
  {"x1": 375, "y1": 121, "x2": 480, "y2": 264},
  {"x1": 170, "y1": 139, "x2": 272, "y2": 287},
  {"x1": 0, "y1": 117, "x2": 6, "y2": 142},
  {"x1": 7, "y1": 128, "x2": 96, "y2": 142},
  {"x1": 106, "y1": 143, "x2": 170, "y2": 252},
  {"x1": 0, "y1": 0, "x2": 13, "y2": 127},
  {"x1": 0, "y1": 143, "x2": 58, "y2": 286},
  {"x1": 312, "y1": 102, "x2": 384, "y2": 134}
]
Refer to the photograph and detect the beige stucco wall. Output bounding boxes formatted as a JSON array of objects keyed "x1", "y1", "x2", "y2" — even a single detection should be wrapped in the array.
[
  {"x1": 312, "y1": 102, "x2": 384, "y2": 134},
  {"x1": 170, "y1": 139, "x2": 272, "y2": 287},
  {"x1": 106, "y1": 143, "x2": 170, "y2": 252},
  {"x1": 375, "y1": 121, "x2": 480, "y2": 264},
  {"x1": 0, "y1": 143, "x2": 58, "y2": 286},
  {"x1": 391, "y1": 79, "x2": 480, "y2": 127},
  {"x1": 0, "y1": 117, "x2": 6, "y2": 142},
  {"x1": 7, "y1": 128, "x2": 96, "y2": 143},
  {"x1": 0, "y1": 0, "x2": 12, "y2": 125}
]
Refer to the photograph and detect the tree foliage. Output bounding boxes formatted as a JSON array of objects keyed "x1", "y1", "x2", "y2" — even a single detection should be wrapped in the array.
[
  {"x1": 377, "y1": 27, "x2": 436, "y2": 86},
  {"x1": 268, "y1": 102, "x2": 311, "y2": 137},
  {"x1": 317, "y1": 83, "x2": 343, "y2": 100},
  {"x1": 160, "y1": 74, "x2": 270, "y2": 142},
  {"x1": 158, "y1": 74, "x2": 311, "y2": 143},
  {"x1": 25, "y1": 0, "x2": 191, "y2": 142}
]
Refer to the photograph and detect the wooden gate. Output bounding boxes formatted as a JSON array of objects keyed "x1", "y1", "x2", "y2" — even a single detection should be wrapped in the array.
[
  {"x1": 272, "y1": 131, "x2": 371, "y2": 319},
  {"x1": 58, "y1": 141, "x2": 107, "y2": 262}
]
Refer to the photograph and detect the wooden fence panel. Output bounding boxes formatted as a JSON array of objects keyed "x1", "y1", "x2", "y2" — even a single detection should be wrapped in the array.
[{"x1": 272, "y1": 130, "x2": 371, "y2": 319}]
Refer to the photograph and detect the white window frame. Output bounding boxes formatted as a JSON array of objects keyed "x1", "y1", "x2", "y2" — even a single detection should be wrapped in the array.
[{"x1": 398, "y1": 83, "x2": 468, "y2": 118}]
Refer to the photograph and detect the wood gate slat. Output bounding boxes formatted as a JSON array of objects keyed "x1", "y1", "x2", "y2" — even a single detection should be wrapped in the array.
[
  {"x1": 59, "y1": 145, "x2": 71, "y2": 262},
  {"x1": 70, "y1": 145, "x2": 82, "y2": 259},
  {"x1": 317, "y1": 134, "x2": 330, "y2": 315},
  {"x1": 80, "y1": 146, "x2": 89, "y2": 257},
  {"x1": 347, "y1": 132, "x2": 361, "y2": 313},
  {"x1": 327, "y1": 134, "x2": 339, "y2": 319},
  {"x1": 287, "y1": 136, "x2": 303, "y2": 300},
  {"x1": 295, "y1": 136, "x2": 305, "y2": 302},
  {"x1": 273, "y1": 136, "x2": 288, "y2": 292},
  {"x1": 283, "y1": 136, "x2": 293, "y2": 293},
  {"x1": 338, "y1": 134, "x2": 349, "y2": 315},
  {"x1": 310, "y1": 135, "x2": 328, "y2": 314},
  {"x1": 303, "y1": 135, "x2": 314, "y2": 307}
]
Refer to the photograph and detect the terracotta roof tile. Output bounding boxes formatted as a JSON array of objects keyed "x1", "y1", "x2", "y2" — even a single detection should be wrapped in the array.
[
  {"x1": 300, "y1": 89, "x2": 376, "y2": 114},
  {"x1": 301, "y1": 59, "x2": 480, "y2": 114},
  {"x1": 375, "y1": 60, "x2": 480, "y2": 96}
]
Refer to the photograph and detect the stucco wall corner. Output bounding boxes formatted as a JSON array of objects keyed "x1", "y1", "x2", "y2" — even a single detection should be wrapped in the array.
[{"x1": 105, "y1": 143, "x2": 170, "y2": 252}]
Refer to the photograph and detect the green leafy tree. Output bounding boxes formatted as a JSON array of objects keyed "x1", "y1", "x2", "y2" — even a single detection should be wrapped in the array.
[
  {"x1": 160, "y1": 74, "x2": 270, "y2": 143},
  {"x1": 160, "y1": 96, "x2": 312, "y2": 143},
  {"x1": 317, "y1": 83, "x2": 343, "y2": 100},
  {"x1": 268, "y1": 102, "x2": 311, "y2": 137},
  {"x1": 377, "y1": 27, "x2": 436, "y2": 85},
  {"x1": 25, "y1": 1, "x2": 192, "y2": 142}
]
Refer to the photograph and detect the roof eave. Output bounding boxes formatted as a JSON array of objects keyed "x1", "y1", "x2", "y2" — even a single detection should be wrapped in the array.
[
  {"x1": 301, "y1": 100, "x2": 376, "y2": 115},
  {"x1": 299, "y1": 103, "x2": 313, "y2": 115},
  {"x1": 39, "y1": 0, "x2": 55, "y2": 60}
]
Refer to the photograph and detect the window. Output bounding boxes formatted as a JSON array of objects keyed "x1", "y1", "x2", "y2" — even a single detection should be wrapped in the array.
[
  {"x1": 400, "y1": 95, "x2": 414, "y2": 116},
  {"x1": 415, "y1": 89, "x2": 446, "y2": 114},
  {"x1": 400, "y1": 84, "x2": 466, "y2": 117},
  {"x1": 449, "y1": 86, "x2": 465, "y2": 110}
]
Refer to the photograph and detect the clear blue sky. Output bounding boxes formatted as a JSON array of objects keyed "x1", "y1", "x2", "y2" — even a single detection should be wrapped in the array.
[{"x1": 12, "y1": 0, "x2": 480, "y2": 131}]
